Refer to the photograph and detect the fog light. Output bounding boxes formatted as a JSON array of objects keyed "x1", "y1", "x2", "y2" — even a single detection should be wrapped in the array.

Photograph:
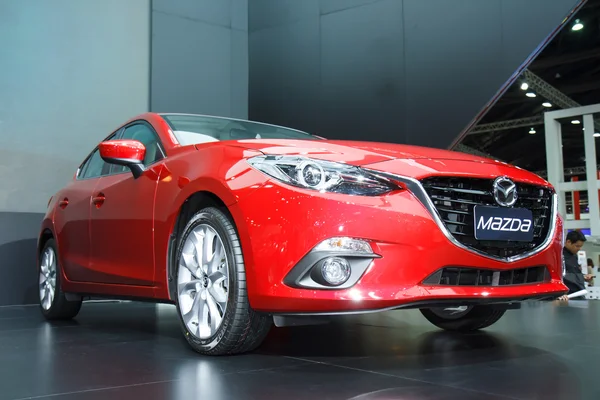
[{"x1": 321, "y1": 257, "x2": 351, "y2": 286}]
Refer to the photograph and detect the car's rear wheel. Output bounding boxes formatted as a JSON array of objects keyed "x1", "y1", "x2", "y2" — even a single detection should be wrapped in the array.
[
  {"x1": 420, "y1": 305, "x2": 506, "y2": 332},
  {"x1": 174, "y1": 207, "x2": 272, "y2": 355},
  {"x1": 39, "y1": 238, "x2": 82, "y2": 320}
]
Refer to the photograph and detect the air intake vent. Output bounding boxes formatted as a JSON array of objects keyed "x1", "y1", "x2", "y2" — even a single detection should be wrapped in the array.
[{"x1": 423, "y1": 266, "x2": 551, "y2": 286}]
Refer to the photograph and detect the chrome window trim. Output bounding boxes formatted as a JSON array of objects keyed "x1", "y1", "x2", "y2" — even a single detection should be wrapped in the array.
[
  {"x1": 367, "y1": 170, "x2": 558, "y2": 263},
  {"x1": 159, "y1": 113, "x2": 313, "y2": 136}
]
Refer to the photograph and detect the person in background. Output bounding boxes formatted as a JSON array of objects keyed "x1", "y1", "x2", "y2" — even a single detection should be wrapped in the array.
[
  {"x1": 586, "y1": 258, "x2": 595, "y2": 287},
  {"x1": 557, "y1": 231, "x2": 594, "y2": 302}
]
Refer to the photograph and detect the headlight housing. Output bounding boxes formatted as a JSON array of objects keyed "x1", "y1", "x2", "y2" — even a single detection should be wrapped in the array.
[{"x1": 247, "y1": 155, "x2": 398, "y2": 196}]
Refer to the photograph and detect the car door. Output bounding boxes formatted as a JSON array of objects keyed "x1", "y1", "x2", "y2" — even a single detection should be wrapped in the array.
[
  {"x1": 88, "y1": 121, "x2": 166, "y2": 286},
  {"x1": 54, "y1": 143, "x2": 112, "y2": 282}
]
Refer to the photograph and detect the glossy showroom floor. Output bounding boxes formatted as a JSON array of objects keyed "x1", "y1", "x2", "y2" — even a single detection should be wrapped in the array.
[{"x1": 1, "y1": 300, "x2": 599, "y2": 400}]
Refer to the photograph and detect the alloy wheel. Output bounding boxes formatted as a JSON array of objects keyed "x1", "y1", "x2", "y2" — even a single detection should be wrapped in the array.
[
  {"x1": 177, "y1": 224, "x2": 229, "y2": 339},
  {"x1": 429, "y1": 305, "x2": 472, "y2": 319},
  {"x1": 39, "y1": 247, "x2": 57, "y2": 310}
]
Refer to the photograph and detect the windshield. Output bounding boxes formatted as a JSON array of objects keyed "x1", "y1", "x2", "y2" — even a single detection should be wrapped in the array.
[{"x1": 161, "y1": 114, "x2": 319, "y2": 145}]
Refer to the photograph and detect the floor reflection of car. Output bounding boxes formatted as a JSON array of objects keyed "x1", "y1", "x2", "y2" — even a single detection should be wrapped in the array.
[{"x1": 37, "y1": 112, "x2": 568, "y2": 355}]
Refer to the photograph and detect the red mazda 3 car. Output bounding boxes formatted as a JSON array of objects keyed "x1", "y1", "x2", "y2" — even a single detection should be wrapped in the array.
[{"x1": 37, "y1": 112, "x2": 568, "y2": 355}]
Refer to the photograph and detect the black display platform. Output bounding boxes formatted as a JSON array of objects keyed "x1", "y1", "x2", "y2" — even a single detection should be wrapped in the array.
[{"x1": 1, "y1": 300, "x2": 598, "y2": 399}]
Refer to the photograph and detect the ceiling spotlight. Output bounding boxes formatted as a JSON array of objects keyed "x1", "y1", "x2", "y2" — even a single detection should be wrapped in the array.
[
  {"x1": 520, "y1": 83, "x2": 529, "y2": 90},
  {"x1": 526, "y1": 92, "x2": 536, "y2": 98},
  {"x1": 572, "y1": 19, "x2": 584, "y2": 31},
  {"x1": 542, "y1": 102, "x2": 552, "y2": 107},
  {"x1": 572, "y1": 119, "x2": 581, "y2": 124},
  {"x1": 594, "y1": 133, "x2": 600, "y2": 138},
  {"x1": 529, "y1": 127, "x2": 536, "y2": 134}
]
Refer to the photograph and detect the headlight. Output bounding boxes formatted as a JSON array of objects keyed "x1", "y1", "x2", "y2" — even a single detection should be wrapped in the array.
[{"x1": 247, "y1": 155, "x2": 398, "y2": 196}]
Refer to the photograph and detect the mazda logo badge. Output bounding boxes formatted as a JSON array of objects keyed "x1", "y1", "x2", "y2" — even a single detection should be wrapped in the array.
[{"x1": 493, "y1": 177, "x2": 518, "y2": 207}]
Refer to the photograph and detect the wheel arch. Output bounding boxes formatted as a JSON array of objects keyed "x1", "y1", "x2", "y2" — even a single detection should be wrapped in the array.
[
  {"x1": 38, "y1": 228, "x2": 54, "y2": 256},
  {"x1": 166, "y1": 190, "x2": 236, "y2": 301},
  {"x1": 38, "y1": 213, "x2": 57, "y2": 256}
]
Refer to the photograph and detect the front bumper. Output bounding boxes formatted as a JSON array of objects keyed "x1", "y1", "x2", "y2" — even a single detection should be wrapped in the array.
[{"x1": 231, "y1": 177, "x2": 568, "y2": 314}]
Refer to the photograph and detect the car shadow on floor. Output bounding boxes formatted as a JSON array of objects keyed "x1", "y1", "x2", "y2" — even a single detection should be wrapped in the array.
[
  {"x1": 257, "y1": 319, "x2": 550, "y2": 367},
  {"x1": 51, "y1": 301, "x2": 186, "y2": 341}
]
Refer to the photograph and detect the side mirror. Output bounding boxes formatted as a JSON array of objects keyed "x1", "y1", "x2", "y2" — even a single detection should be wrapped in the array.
[{"x1": 99, "y1": 139, "x2": 146, "y2": 178}]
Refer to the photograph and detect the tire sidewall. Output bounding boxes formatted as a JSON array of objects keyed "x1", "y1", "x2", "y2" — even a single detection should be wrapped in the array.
[{"x1": 174, "y1": 208, "x2": 241, "y2": 352}]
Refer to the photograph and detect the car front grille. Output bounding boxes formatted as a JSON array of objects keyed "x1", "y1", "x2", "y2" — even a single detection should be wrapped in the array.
[
  {"x1": 422, "y1": 266, "x2": 551, "y2": 286},
  {"x1": 420, "y1": 177, "x2": 554, "y2": 259}
]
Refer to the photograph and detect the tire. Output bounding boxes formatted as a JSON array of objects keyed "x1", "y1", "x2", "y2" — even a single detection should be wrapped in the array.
[
  {"x1": 38, "y1": 238, "x2": 82, "y2": 320},
  {"x1": 420, "y1": 305, "x2": 506, "y2": 332},
  {"x1": 174, "y1": 207, "x2": 272, "y2": 355}
]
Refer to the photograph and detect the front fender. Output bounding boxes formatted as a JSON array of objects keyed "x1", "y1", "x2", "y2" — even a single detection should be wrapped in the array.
[
  {"x1": 152, "y1": 148, "x2": 269, "y2": 300},
  {"x1": 168, "y1": 158, "x2": 269, "y2": 211}
]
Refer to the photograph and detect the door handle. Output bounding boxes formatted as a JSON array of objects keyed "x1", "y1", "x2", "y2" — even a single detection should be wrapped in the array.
[
  {"x1": 58, "y1": 198, "x2": 69, "y2": 209},
  {"x1": 92, "y1": 193, "x2": 106, "y2": 208}
]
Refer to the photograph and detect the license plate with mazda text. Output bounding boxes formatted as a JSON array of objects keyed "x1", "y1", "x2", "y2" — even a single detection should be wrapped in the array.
[{"x1": 473, "y1": 206, "x2": 534, "y2": 242}]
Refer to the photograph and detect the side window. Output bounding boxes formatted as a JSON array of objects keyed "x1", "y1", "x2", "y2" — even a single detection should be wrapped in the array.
[
  {"x1": 121, "y1": 123, "x2": 164, "y2": 166},
  {"x1": 80, "y1": 148, "x2": 106, "y2": 179},
  {"x1": 77, "y1": 156, "x2": 92, "y2": 178},
  {"x1": 77, "y1": 130, "x2": 120, "y2": 179}
]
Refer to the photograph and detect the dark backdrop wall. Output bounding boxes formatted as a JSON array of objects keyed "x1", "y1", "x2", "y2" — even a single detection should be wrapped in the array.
[
  {"x1": 150, "y1": 0, "x2": 248, "y2": 119},
  {"x1": 248, "y1": 0, "x2": 582, "y2": 148}
]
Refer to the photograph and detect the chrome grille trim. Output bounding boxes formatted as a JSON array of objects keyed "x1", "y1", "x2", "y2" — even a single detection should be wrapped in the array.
[{"x1": 365, "y1": 170, "x2": 558, "y2": 263}]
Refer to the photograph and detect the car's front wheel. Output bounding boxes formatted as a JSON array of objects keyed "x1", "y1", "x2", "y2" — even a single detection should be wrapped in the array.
[
  {"x1": 420, "y1": 305, "x2": 506, "y2": 332},
  {"x1": 38, "y1": 238, "x2": 82, "y2": 320},
  {"x1": 174, "y1": 207, "x2": 272, "y2": 356}
]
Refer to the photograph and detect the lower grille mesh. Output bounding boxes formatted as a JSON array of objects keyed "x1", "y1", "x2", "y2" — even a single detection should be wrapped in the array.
[{"x1": 423, "y1": 266, "x2": 551, "y2": 286}]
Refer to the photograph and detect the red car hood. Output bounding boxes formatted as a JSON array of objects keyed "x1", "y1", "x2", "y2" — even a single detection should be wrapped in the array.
[
  {"x1": 232, "y1": 138, "x2": 497, "y2": 165},
  {"x1": 229, "y1": 139, "x2": 549, "y2": 186}
]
